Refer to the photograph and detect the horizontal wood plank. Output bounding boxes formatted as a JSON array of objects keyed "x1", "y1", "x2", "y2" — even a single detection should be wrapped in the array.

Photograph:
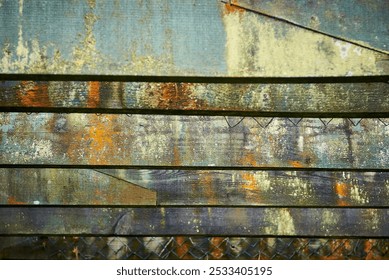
[
  {"x1": 99, "y1": 169, "x2": 389, "y2": 207},
  {"x1": 0, "y1": 169, "x2": 156, "y2": 206},
  {"x1": 1, "y1": 114, "x2": 388, "y2": 169},
  {"x1": 0, "y1": 207, "x2": 387, "y2": 237},
  {"x1": 0, "y1": 0, "x2": 387, "y2": 76},
  {"x1": 1, "y1": 81, "x2": 388, "y2": 116},
  {"x1": 231, "y1": 0, "x2": 389, "y2": 53}
]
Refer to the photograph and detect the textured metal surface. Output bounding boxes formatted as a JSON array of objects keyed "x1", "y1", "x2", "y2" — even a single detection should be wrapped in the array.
[{"x1": 0, "y1": 236, "x2": 388, "y2": 260}]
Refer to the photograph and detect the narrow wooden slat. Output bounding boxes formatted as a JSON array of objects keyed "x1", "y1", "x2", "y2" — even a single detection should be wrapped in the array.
[
  {"x1": 0, "y1": 207, "x2": 387, "y2": 237},
  {"x1": 0, "y1": 169, "x2": 156, "y2": 206},
  {"x1": 1, "y1": 114, "x2": 388, "y2": 169},
  {"x1": 1, "y1": 81, "x2": 388, "y2": 115},
  {"x1": 0, "y1": 0, "x2": 387, "y2": 76},
  {"x1": 99, "y1": 169, "x2": 389, "y2": 207},
  {"x1": 230, "y1": 0, "x2": 389, "y2": 53}
]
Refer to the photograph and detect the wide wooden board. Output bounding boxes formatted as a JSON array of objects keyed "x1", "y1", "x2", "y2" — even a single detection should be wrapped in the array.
[
  {"x1": 0, "y1": 0, "x2": 387, "y2": 76},
  {"x1": 0, "y1": 207, "x2": 387, "y2": 237}
]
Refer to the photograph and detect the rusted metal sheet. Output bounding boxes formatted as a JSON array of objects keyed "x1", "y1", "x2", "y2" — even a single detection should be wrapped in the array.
[
  {"x1": 0, "y1": 207, "x2": 387, "y2": 236},
  {"x1": 1, "y1": 113, "x2": 388, "y2": 169},
  {"x1": 0, "y1": 168, "x2": 156, "y2": 205},
  {"x1": 230, "y1": 0, "x2": 389, "y2": 53},
  {"x1": 1, "y1": 80, "x2": 388, "y2": 116},
  {"x1": 0, "y1": 0, "x2": 387, "y2": 76},
  {"x1": 99, "y1": 169, "x2": 389, "y2": 207}
]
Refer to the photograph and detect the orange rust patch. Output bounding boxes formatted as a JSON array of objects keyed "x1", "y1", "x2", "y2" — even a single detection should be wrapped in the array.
[
  {"x1": 150, "y1": 83, "x2": 204, "y2": 110},
  {"x1": 223, "y1": 0, "x2": 245, "y2": 15},
  {"x1": 87, "y1": 81, "x2": 100, "y2": 107},
  {"x1": 87, "y1": 116, "x2": 114, "y2": 165},
  {"x1": 289, "y1": 161, "x2": 304, "y2": 168},
  {"x1": 17, "y1": 81, "x2": 50, "y2": 107},
  {"x1": 7, "y1": 196, "x2": 26, "y2": 205},
  {"x1": 242, "y1": 172, "x2": 257, "y2": 190},
  {"x1": 364, "y1": 239, "x2": 377, "y2": 260}
]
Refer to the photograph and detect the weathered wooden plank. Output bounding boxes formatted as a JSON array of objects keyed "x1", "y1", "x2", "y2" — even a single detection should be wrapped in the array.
[
  {"x1": 0, "y1": 207, "x2": 387, "y2": 237},
  {"x1": 99, "y1": 169, "x2": 389, "y2": 207},
  {"x1": 0, "y1": 0, "x2": 387, "y2": 76},
  {"x1": 0, "y1": 113, "x2": 389, "y2": 169},
  {"x1": 1, "y1": 114, "x2": 388, "y2": 169},
  {"x1": 0, "y1": 169, "x2": 156, "y2": 206},
  {"x1": 230, "y1": 0, "x2": 389, "y2": 53},
  {"x1": 1, "y1": 81, "x2": 388, "y2": 115}
]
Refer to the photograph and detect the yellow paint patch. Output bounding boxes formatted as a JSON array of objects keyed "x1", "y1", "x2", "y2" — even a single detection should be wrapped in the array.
[
  {"x1": 222, "y1": 11, "x2": 385, "y2": 76},
  {"x1": 289, "y1": 161, "x2": 303, "y2": 168}
]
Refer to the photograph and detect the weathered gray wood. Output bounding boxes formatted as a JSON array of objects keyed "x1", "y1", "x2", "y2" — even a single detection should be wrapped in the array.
[
  {"x1": 230, "y1": 0, "x2": 389, "y2": 53},
  {"x1": 0, "y1": 0, "x2": 387, "y2": 76},
  {"x1": 1, "y1": 81, "x2": 388, "y2": 115},
  {"x1": 0, "y1": 207, "x2": 387, "y2": 237},
  {"x1": 1, "y1": 113, "x2": 388, "y2": 169},
  {"x1": 99, "y1": 169, "x2": 389, "y2": 207},
  {"x1": 0, "y1": 169, "x2": 156, "y2": 206}
]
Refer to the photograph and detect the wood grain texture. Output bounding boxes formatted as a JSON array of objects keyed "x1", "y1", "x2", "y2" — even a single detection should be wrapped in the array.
[
  {"x1": 0, "y1": 207, "x2": 387, "y2": 237},
  {"x1": 232, "y1": 0, "x2": 389, "y2": 53},
  {"x1": 1, "y1": 113, "x2": 388, "y2": 169},
  {"x1": 0, "y1": 0, "x2": 387, "y2": 76},
  {"x1": 0, "y1": 169, "x2": 156, "y2": 206},
  {"x1": 1, "y1": 81, "x2": 388, "y2": 116},
  {"x1": 99, "y1": 169, "x2": 389, "y2": 207}
]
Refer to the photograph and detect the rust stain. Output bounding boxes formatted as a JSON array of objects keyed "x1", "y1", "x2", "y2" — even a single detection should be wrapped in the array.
[
  {"x1": 335, "y1": 182, "x2": 349, "y2": 206},
  {"x1": 175, "y1": 236, "x2": 191, "y2": 260},
  {"x1": 289, "y1": 161, "x2": 304, "y2": 168},
  {"x1": 87, "y1": 117, "x2": 115, "y2": 165},
  {"x1": 199, "y1": 172, "x2": 218, "y2": 205},
  {"x1": 17, "y1": 81, "x2": 50, "y2": 107},
  {"x1": 223, "y1": 0, "x2": 245, "y2": 15},
  {"x1": 87, "y1": 81, "x2": 100, "y2": 107},
  {"x1": 210, "y1": 237, "x2": 225, "y2": 259},
  {"x1": 321, "y1": 239, "x2": 349, "y2": 260},
  {"x1": 7, "y1": 196, "x2": 26, "y2": 205},
  {"x1": 67, "y1": 115, "x2": 116, "y2": 165}
]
